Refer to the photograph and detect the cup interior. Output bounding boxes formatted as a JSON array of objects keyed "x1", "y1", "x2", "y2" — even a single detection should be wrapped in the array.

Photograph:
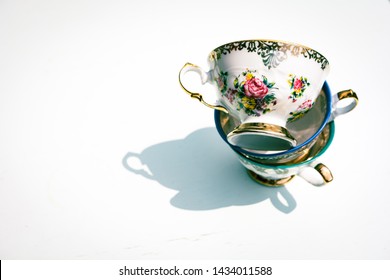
[
  {"x1": 231, "y1": 121, "x2": 334, "y2": 187},
  {"x1": 214, "y1": 81, "x2": 332, "y2": 158},
  {"x1": 239, "y1": 121, "x2": 334, "y2": 166}
]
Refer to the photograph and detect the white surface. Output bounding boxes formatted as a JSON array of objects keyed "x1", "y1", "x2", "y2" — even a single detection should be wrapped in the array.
[{"x1": 0, "y1": 0, "x2": 389, "y2": 259}]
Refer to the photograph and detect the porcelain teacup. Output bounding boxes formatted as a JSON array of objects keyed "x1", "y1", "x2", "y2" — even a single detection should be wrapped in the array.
[
  {"x1": 215, "y1": 81, "x2": 357, "y2": 164},
  {"x1": 179, "y1": 39, "x2": 332, "y2": 151},
  {"x1": 235, "y1": 122, "x2": 335, "y2": 187}
]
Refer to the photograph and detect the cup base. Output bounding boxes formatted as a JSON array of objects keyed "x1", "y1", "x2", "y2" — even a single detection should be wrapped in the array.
[
  {"x1": 227, "y1": 122, "x2": 297, "y2": 151},
  {"x1": 247, "y1": 170, "x2": 295, "y2": 187}
]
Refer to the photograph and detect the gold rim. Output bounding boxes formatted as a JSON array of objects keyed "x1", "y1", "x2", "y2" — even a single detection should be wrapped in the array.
[
  {"x1": 214, "y1": 38, "x2": 321, "y2": 52},
  {"x1": 209, "y1": 39, "x2": 329, "y2": 67},
  {"x1": 247, "y1": 170, "x2": 295, "y2": 187},
  {"x1": 227, "y1": 122, "x2": 297, "y2": 150}
]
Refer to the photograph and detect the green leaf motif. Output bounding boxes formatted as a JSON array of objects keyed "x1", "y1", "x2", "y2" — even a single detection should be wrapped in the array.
[
  {"x1": 212, "y1": 40, "x2": 329, "y2": 70},
  {"x1": 233, "y1": 78, "x2": 239, "y2": 89}
]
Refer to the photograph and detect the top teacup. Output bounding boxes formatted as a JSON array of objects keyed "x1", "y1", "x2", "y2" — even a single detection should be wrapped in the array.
[{"x1": 179, "y1": 39, "x2": 330, "y2": 151}]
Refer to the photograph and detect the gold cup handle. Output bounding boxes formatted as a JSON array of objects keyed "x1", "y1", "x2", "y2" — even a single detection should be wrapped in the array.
[
  {"x1": 299, "y1": 162, "x2": 333, "y2": 186},
  {"x1": 314, "y1": 163, "x2": 334, "y2": 184},
  {"x1": 331, "y1": 89, "x2": 359, "y2": 121},
  {"x1": 179, "y1": 62, "x2": 228, "y2": 113}
]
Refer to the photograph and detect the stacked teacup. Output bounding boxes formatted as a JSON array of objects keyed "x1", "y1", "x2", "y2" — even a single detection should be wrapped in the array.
[{"x1": 179, "y1": 39, "x2": 358, "y2": 187}]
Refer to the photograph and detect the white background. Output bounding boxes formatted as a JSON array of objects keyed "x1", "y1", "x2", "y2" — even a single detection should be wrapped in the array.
[{"x1": 0, "y1": 0, "x2": 389, "y2": 260}]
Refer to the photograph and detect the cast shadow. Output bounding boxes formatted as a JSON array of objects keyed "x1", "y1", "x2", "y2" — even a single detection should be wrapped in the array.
[{"x1": 122, "y1": 127, "x2": 297, "y2": 213}]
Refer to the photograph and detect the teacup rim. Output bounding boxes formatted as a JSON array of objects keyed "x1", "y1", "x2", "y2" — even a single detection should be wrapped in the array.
[
  {"x1": 209, "y1": 38, "x2": 330, "y2": 66},
  {"x1": 214, "y1": 81, "x2": 333, "y2": 157},
  {"x1": 236, "y1": 121, "x2": 335, "y2": 169}
]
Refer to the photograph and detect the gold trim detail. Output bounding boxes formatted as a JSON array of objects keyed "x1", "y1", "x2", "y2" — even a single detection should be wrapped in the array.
[
  {"x1": 247, "y1": 170, "x2": 295, "y2": 187},
  {"x1": 227, "y1": 122, "x2": 297, "y2": 149},
  {"x1": 337, "y1": 89, "x2": 358, "y2": 102},
  {"x1": 178, "y1": 62, "x2": 228, "y2": 113},
  {"x1": 314, "y1": 163, "x2": 333, "y2": 183},
  {"x1": 229, "y1": 122, "x2": 296, "y2": 139},
  {"x1": 209, "y1": 39, "x2": 329, "y2": 70}
]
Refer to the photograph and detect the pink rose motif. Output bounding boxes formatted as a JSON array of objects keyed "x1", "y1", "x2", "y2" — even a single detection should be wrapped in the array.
[
  {"x1": 217, "y1": 77, "x2": 224, "y2": 90},
  {"x1": 298, "y1": 99, "x2": 313, "y2": 110},
  {"x1": 226, "y1": 88, "x2": 237, "y2": 103},
  {"x1": 244, "y1": 77, "x2": 268, "y2": 98},
  {"x1": 293, "y1": 78, "x2": 303, "y2": 90}
]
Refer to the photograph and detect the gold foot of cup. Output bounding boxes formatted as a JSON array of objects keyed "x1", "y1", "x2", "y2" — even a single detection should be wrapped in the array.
[{"x1": 247, "y1": 170, "x2": 295, "y2": 187}]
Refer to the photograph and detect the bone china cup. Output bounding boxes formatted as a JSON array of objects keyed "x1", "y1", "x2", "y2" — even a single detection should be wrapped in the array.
[
  {"x1": 235, "y1": 122, "x2": 335, "y2": 187},
  {"x1": 214, "y1": 81, "x2": 358, "y2": 164},
  {"x1": 179, "y1": 39, "x2": 332, "y2": 151}
]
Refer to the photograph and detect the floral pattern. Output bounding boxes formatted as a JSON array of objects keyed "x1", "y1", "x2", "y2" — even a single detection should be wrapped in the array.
[
  {"x1": 216, "y1": 70, "x2": 228, "y2": 94},
  {"x1": 210, "y1": 40, "x2": 329, "y2": 70},
  {"x1": 287, "y1": 74, "x2": 310, "y2": 102},
  {"x1": 217, "y1": 70, "x2": 277, "y2": 116},
  {"x1": 287, "y1": 99, "x2": 314, "y2": 122},
  {"x1": 212, "y1": 68, "x2": 316, "y2": 123}
]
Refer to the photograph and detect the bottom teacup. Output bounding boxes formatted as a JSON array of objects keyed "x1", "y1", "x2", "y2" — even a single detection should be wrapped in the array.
[
  {"x1": 215, "y1": 81, "x2": 356, "y2": 165},
  {"x1": 233, "y1": 121, "x2": 335, "y2": 187}
]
